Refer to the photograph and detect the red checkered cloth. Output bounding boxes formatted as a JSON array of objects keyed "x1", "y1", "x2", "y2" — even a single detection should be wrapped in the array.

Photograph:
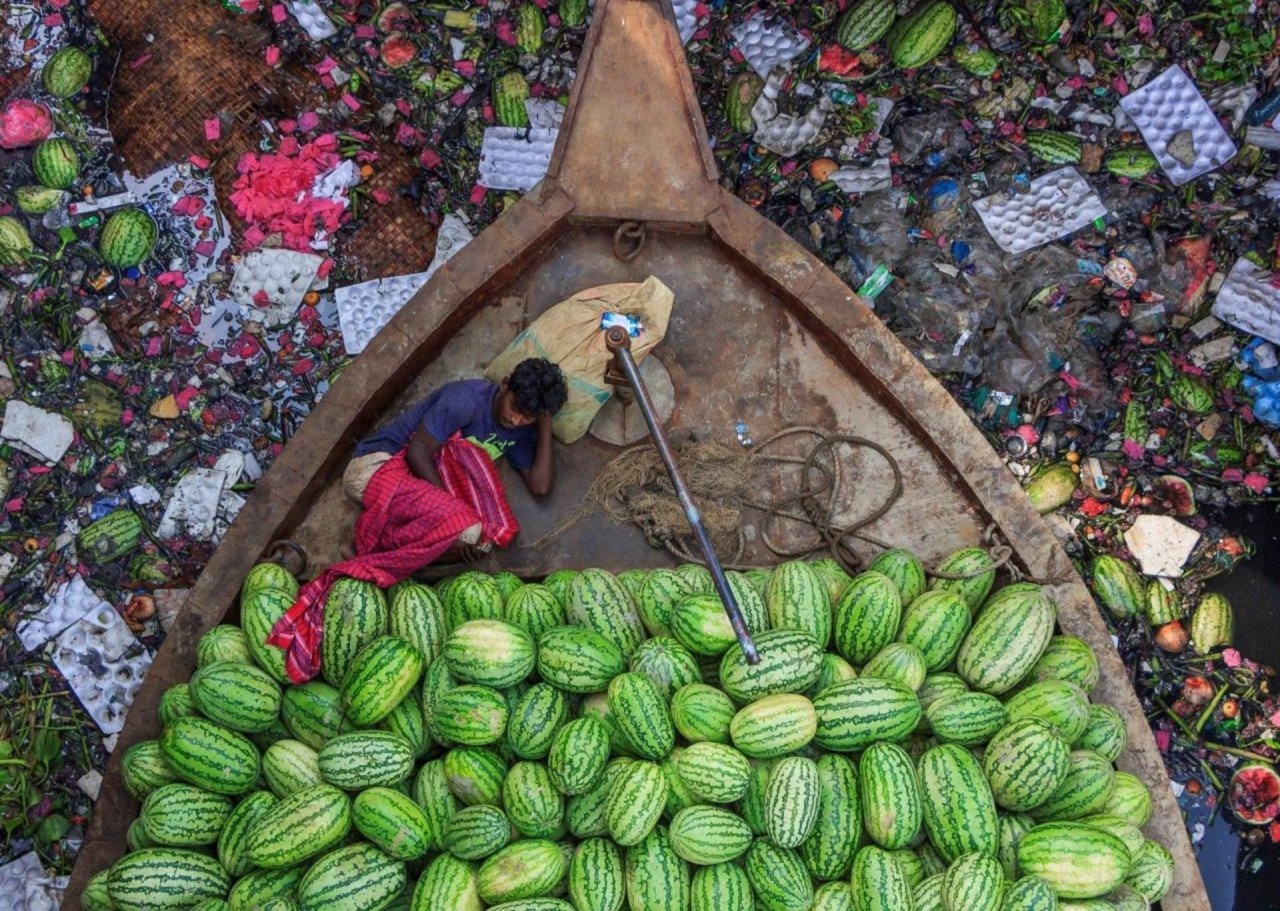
[{"x1": 267, "y1": 435, "x2": 519, "y2": 682}]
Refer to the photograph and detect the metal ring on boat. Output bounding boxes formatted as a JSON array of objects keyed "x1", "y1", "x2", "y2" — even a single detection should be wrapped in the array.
[
  {"x1": 266, "y1": 538, "x2": 308, "y2": 577},
  {"x1": 613, "y1": 221, "x2": 646, "y2": 261}
]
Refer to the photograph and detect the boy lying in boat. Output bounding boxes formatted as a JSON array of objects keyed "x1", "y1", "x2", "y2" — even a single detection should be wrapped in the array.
[{"x1": 340, "y1": 356, "x2": 569, "y2": 562}]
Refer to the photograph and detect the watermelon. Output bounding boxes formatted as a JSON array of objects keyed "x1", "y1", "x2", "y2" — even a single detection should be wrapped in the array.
[
  {"x1": 548, "y1": 716, "x2": 610, "y2": 795},
  {"x1": 917, "y1": 744, "x2": 999, "y2": 862},
  {"x1": 567, "y1": 568, "x2": 646, "y2": 659},
  {"x1": 670, "y1": 805, "x2": 753, "y2": 863},
  {"x1": 859, "y1": 742, "x2": 922, "y2": 850},
  {"x1": 913, "y1": 875, "x2": 945, "y2": 911},
  {"x1": 188, "y1": 660, "x2": 281, "y2": 733},
  {"x1": 42, "y1": 46, "x2": 93, "y2": 97},
  {"x1": 692, "y1": 862, "x2": 754, "y2": 911},
  {"x1": 122, "y1": 740, "x2": 180, "y2": 799},
  {"x1": 766, "y1": 560, "x2": 832, "y2": 646},
  {"x1": 568, "y1": 838, "x2": 625, "y2": 911},
  {"x1": 81, "y1": 870, "x2": 115, "y2": 911},
  {"x1": 542, "y1": 569, "x2": 578, "y2": 608},
  {"x1": 1104, "y1": 148, "x2": 1160, "y2": 179},
  {"x1": 433, "y1": 685, "x2": 510, "y2": 746},
  {"x1": 1143, "y1": 580, "x2": 1183, "y2": 626},
  {"x1": 731, "y1": 694, "x2": 817, "y2": 759},
  {"x1": 78, "y1": 509, "x2": 144, "y2": 562},
  {"x1": 1124, "y1": 838, "x2": 1174, "y2": 903},
  {"x1": 196, "y1": 625, "x2": 252, "y2": 667},
  {"x1": 1016, "y1": 822, "x2": 1129, "y2": 899},
  {"x1": 724, "y1": 72, "x2": 764, "y2": 133},
  {"x1": 161, "y1": 717, "x2": 259, "y2": 795},
  {"x1": 413, "y1": 853, "x2": 482, "y2": 911},
  {"x1": 241, "y1": 589, "x2": 294, "y2": 685},
  {"x1": 833, "y1": 572, "x2": 902, "y2": 664},
  {"x1": 380, "y1": 691, "x2": 431, "y2": 758},
  {"x1": 809, "y1": 558, "x2": 853, "y2": 605},
  {"x1": 671, "y1": 682, "x2": 734, "y2": 744},
  {"x1": 445, "y1": 572, "x2": 505, "y2": 628},
  {"x1": 1005, "y1": 679, "x2": 1090, "y2": 744},
  {"x1": 318, "y1": 731, "x2": 415, "y2": 789},
  {"x1": 956, "y1": 584, "x2": 1056, "y2": 694},
  {"x1": 1026, "y1": 131, "x2": 1083, "y2": 165},
  {"x1": 281, "y1": 681, "x2": 349, "y2": 749},
  {"x1": 388, "y1": 580, "x2": 448, "y2": 664},
  {"x1": 413, "y1": 759, "x2": 460, "y2": 852},
  {"x1": 445, "y1": 804, "x2": 511, "y2": 860},
  {"x1": 983, "y1": 718, "x2": 1070, "y2": 812},
  {"x1": 478, "y1": 840, "x2": 566, "y2": 903},
  {"x1": 141, "y1": 783, "x2": 232, "y2": 846},
  {"x1": 747, "y1": 839, "x2": 813, "y2": 911},
  {"x1": 1000, "y1": 875, "x2": 1056, "y2": 911},
  {"x1": 503, "y1": 761, "x2": 564, "y2": 838},
  {"x1": 507, "y1": 682, "x2": 570, "y2": 760},
  {"x1": 897, "y1": 590, "x2": 971, "y2": 672},
  {"x1": 676, "y1": 741, "x2": 751, "y2": 802},
  {"x1": 849, "y1": 846, "x2": 911, "y2": 911},
  {"x1": 953, "y1": 44, "x2": 1000, "y2": 77},
  {"x1": 1169, "y1": 373, "x2": 1215, "y2": 414},
  {"x1": 1030, "y1": 749, "x2": 1115, "y2": 821},
  {"x1": 672, "y1": 593, "x2": 739, "y2": 656},
  {"x1": 241, "y1": 562, "x2": 298, "y2": 602},
  {"x1": 605, "y1": 760, "x2": 667, "y2": 845},
  {"x1": 835, "y1": 0, "x2": 897, "y2": 51},
  {"x1": 676, "y1": 563, "x2": 714, "y2": 593},
  {"x1": 244, "y1": 783, "x2": 351, "y2": 868},
  {"x1": 626, "y1": 826, "x2": 691, "y2": 910},
  {"x1": 228, "y1": 866, "x2": 306, "y2": 911},
  {"x1": 812, "y1": 677, "x2": 921, "y2": 751},
  {"x1": 537, "y1": 625, "x2": 626, "y2": 692},
  {"x1": 353, "y1": 786, "x2": 433, "y2": 860},
  {"x1": 942, "y1": 852, "x2": 1003, "y2": 911},
  {"x1": 33, "y1": 137, "x2": 79, "y2": 189},
  {"x1": 297, "y1": 842, "x2": 407, "y2": 911},
  {"x1": 1190, "y1": 592, "x2": 1234, "y2": 651},
  {"x1": 1089, "y1": 555, "x2": 1143, "y2": 620},
  {"x1": 445, "y1": 619, "x2": 535, "y2": 688},
  {"x1": 567, "y1": 759, "x2": 629, "y2": 838},
  {"x1": 444, "y1": 746, "x2": 508, "y2": 806},
  {"x1": 505, "y1": 584, "x2": 566, "y2": 640},
  {"x1": 492, "y1": 570, "x2": 525, "y2": 601},
  {"x1": 1077, "y1": 814, "x2": 1144, "y2": 860},
  {"x1": 493, "y1": 72, "x2": 531, "y2": 128},
  {"x1": 764, "y1": 755, "x2": 821, "y2": 848},
  {"x1": 607, "y1": 672, "x2": 675, "y2": 760},
  {"x1": 1105, "y1": 772, "x2": 1152, "y2": 828},
  {"x1": 629, "y1": 637, "x2": 701, "y2": 700},
  {"x1": 925, "y1": 691, "x2": 1007, "y2": 746},
  {"x1": 635, "y1": 569, "x2": 693, "y2": 638},
  {"x1": 515, "y1": 3, "x2": 546, "y2": 53},
  {"x1": 158, "y1": 684, "x2": 199, "y2": 728},
  {"x1": 918, "y1": 673, "x2": 969, "y2": 712},
  {"x1": 98, "y1": 208, "x2": 157, "y2": 269},
  {"x1": 262, "y1": 739, "x2": 322, "y2": 797},
  {"x1": 320, "y1": 578, "x2": 388, "y2": 686},
  {"x1": 1029, "y1": 636, "x2": 1099, "y2": 694},
  {"x1": 661, "y1": 748, "x2": 701, "y2": 819},
  {"x1": 217, "y1": 789, "x2": 276, "y2": 877},
  {"x1": 800, "y1": 753, "x2": 861, "y2": 881},
  {"x1": 719, "y1": 628, "x2": 823, "y2": 701},
  {"x1": 0, "y1": 216, "x2": 33, "y2": 266},
  {"x1": 887, "y1": 0, "x2": 957, "y2": 68},
  {"x1": 861, "y1": 642, "x2": 927, "y2": 691},
  {"x1": 809, "y1": 653, "x2": 858, "y2": 697},
  {"x1": 107, "y1": 849, "x2": 230, "y2": 911},
  {"x1": 929, "y1": 547, "x2": 996, "y2": 613}
]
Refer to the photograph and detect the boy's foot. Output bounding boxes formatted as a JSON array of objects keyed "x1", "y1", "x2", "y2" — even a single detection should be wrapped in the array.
[{"x1": 339, "y1": 542, "x2": 355, "y2": 560}]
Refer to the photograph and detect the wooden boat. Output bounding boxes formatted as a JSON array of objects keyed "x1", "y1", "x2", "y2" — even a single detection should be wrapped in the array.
[{"x1": 66, "y1": 1, "x2": 1209, "y2": 907}]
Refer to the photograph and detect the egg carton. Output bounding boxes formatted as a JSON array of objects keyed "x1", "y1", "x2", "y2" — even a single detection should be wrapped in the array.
[
  {"x1": 830, "y1": 159, "x2": 892, "y2": 194},
  {"x1": 478, "y1": 127, "x2": 558, "y2": 192},
  {"x1": 157, "y1": 467, "x2": 229, "y2": 541},
  {"x1": 230, "y1": 248, "x2": 325, "y2": 328},
  {"x1": 672, "y1": 0, "x2": 698, "y2": 43},
  {"x1": 0, "y1": 852, "x2": 62, "y2": 911},
  {"x1": 731, "y1": 12, "x2": 810, "y2": 78},
  {"x1": 17, "y1": 575, "x2": 111, "y2": 652},
  {"x1": 1, "y1": 400, "x2": 74, "y2": 464},
  {"x1": 286, "y1": 0, "x2": 339, "y2": 41},
  {"x1": 1211, "y1": 257, "x2": 1280, "y2": 346},
  {"x1": 1119, "y1": 65, "x2": 1237, "y2": 186},
  {"x1": 525, "y1": 98, "x2": 566, "y2": 130},
  {"x1": 751, "y1": 72, "x2": 831, "y2": 157},
  {"x1": 53, "y1": 605, "x2": 153, "y2": 735},
  {"x1": 973, "y1": 167, "x2": 1107, "y2": 255}
]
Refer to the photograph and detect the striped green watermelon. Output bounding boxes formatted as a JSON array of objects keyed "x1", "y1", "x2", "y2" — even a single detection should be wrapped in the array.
[
  {"x1": 1029, "y1": 749, "x2": 1115, "y2": 821},
  {"x1": 141, "y1": 783, "x2": 232, "y2": 846},
  {"x1": 536, "y1": 625, "x2": 625, "y2": 693},
  {"x1": 566, "y1": 759, "x2": 630, "y2": 838},
  {"x1": 800, "y1": 753, "x2": 861, "y2": 881},
  {"x1": 262, "y1": 738, "x2": 322, "y2": 796},
  {"x1": 196, "y1": 625, "x2": 252, "y2": 667},
  {"x1": 929, "y1": 548, "x2": 996, "y2": 613},
  {"x1": 318, "y1": 731, "x2": 415, "y2": 789},
  {"x1": 607, "y1": 672, "x2": 675, "y2": 760},
  {"x1": 280, "y1": 681, "x2": 349, "y2": 749},
  {"x1": 188, "y1": 660, "x2": 281, "y2": 733},
  {"x1": 445, "y1": 619, "x2": 535, "y2": 688},
  {"x1": 661, "y1": 748, "x2": 701, "y2": 818},
  {"x1": 636, "y1": 569, "x2": 693, "y2": 638},
  {"x1": 676, "y1": 563, "x2": 714, "y2": 593},
  {"x1": 765, "y1": 560, "x2": 832, "y2": 647},
  {"x1": 616, "y1": 567, "x2": 649, "y2": 599},
  {"x1": 542, "y1": 569, "x2": 578, "y2": 608},
  {"x1": 161, "y1": 717, "x2": 260, "y2": 795},
  {"x1": 228, "y1": 865, "x2": 306, "y2": 911},
  {"x1": 671, "y1": 683, "x2": 734, "y2": 744},
  {"x1": 217, "y1": 789, "x2": 276, "y2": 877},
  {"x1": 1089, "y1": 555, "x2": 1143, "y2": 620},
  {"x1": 605, "y1": 760, "x2": 667, "y2": 845},
  {"x1": 913, "y1": 874, "x2": 945, "y2": 911},
  {"x1": 1073, "y1": 704, "x2": 1126, "y2": 762},
  {"x1": 569, "y1": 837, "x2": 625, "y2": 911},
  {"x1": 726, "y1": 570, "x2": 770, "y2": 634},
  {"x1": 503, "y1": 761, "x2": 564, "y2": 838},
  {"x1": 158, "y1": 684, "x2": 199, "y2": 727},
  {"x1": 897, "y1": 590, "x2": 971, "y2": 672},
  {"x1": 42, "y1": 46, "x2": 93, "y2": 96},
  {"x1": 925, "y1": 691, "x2": 1007, "y2": 746},
  {"x1": 548, "y1": 716, "x2": 611, "y2": 795},
  {"x1": 432, "y1": 685, "x2": 510, "y2": 746},
  {"x1": 1124, "y1": 838, "x2": 1174, "y2": 903},
  {"x1": 861, "y1": 642, "x2": 927, "y2": 691},
  {"x1": 724, "y1": 72, "x2": 764, "y2": 134},
  {"x1": 241, "y1": 562, "x2": 298, "y2": 602},
  {"x1": 1143, "y1": 580, "x2": 1184, "y2": 626},
  {"x1": 33, "y1": 137, "x2": 79, "y2": 189},
  {"x1": 388, "y1": 580, "x2": 448, "y2": 664},
  {"x1": 444, "y1": 804, "x2": 511, "y2": 859},
  {"x1": 1026, "y1": 130, "x2": 1083, "y2": 165},
  {"x1": 444, "y1": 746, "x2": 508, "y2": 806},
  {"x1": 380, "y1": 691, "x2": 431, "y2": 758},
  {"x1": 867, "y1": 549, "x2": 927, "y2": 604},
  {"x1": 747, "y1": 839, "x2": 813, "y2": 911},
  {"x1": 812, "y1": 677, "x2": 920, "y2": 751},
  {"x1": 917, "y1": 843, "x2": 949, "y2": 880},
  {"x1": 629, "y1": 637, "x2": 702, "y2": 700},
  {"x1": 859, "y1": 742, "x2": 922, "y2": 850},
  {"x1": 833, "y1": 572, "x2": 902, "y2": 664},
  {"x1": 887, "y1": 0, "x2": 957, "y2": 68},
  {"x1": 494, "y1": 71, "x2": 529, "y2": 128},
  {"x1": 126, "y1": 817, "x2": 156, "y2": 852},
  {"x1": 98, "y1": 207, "x2": 157, "y2": 268},
  {"x1": 983, "y1": 718, "x2": 1070, "y2": 812},
  {"x1": 505, "y1": 584, "x2": 566, "y2": 640},
  {"x1": 413, "y1": 759, "x2": 459, "y2": 851},
  {"x1": 626, "y1": 826, "x2": 691, "y2": 910},
  {"x1": 720, "y1": 628, "x2": 823, "y2": 701},
  {"x1": 478, "y1": 839, "x2": 566, "y2": 903},
  {"x1": 353, "y1": 786, "x2": 433, "y2": 860},
  {"x1": 849, "y1": 846, "x2": 911, "y2": 911},
  {"x1": 1004, "y1": 680, "x2": 1090, "y2": 743},
  {"x1": 412, "y1": 854, "x2": 481, "y2": 911},
  {"x1": 692, "y1": 861, "x2": 753, "y2": 911},
  {"x1": 1000, "y1": 876, "x2": 1057, "y2": 911},
  {"x1": 122, "y1": 740, "x2": 180, "y2": 799},
  {"x1": 676, "y1": 741, "x2": 751, "y2": 803},
  {"x1": 672, "y1": 593, "x2": 739, "y2": 656},
  {"x1": 0, "y1": 216, "x2": 32, "y2": 266},
  {"x1": 244, "y1": 783, "x2": 351, "y2": 868},
  {"x1": 890, "y1": 849, "x2": 925, "y2": 888},
  {"x1": 188, "y1": 902, "x2": 232, "y2": 911},
  {"x1": 298, "y1": 842, "x2": 407, "y2": 911},
  {"x1": 956, "y1": 584, "x2": 1056, "y2": 694},
  {"x1": 107, "y1": 849, "x2": 230, "y2": 911},
  {"x1": 738, "y1": 760, "x2": 772, "y2": 835},
  {"x1": 1016, "y1": 822, "x2": 1129, "y2": 899},
  {"x1": 1077, "y1": 814, "x2": 1144, "y2": 861},
  {"x1": 942, "y1": 852, "x2": 1003, "y2": 911},
  {"x1": 997, "y1": 814, "x2": 1036, "y2": 880},
  {"x1": 1190, "y1": 592, "x2": 1234, "y2": 651},
  {"x1": 670, "y1": 805, "x2": 753, "y2": 863},
  {"x1": 809, "y1": 653, "x2": 858, "y2": 698},
  {"x1": 1029, "y1": 636, "x2": 1099, "y2": 694},
  {"x1": 835, "y1": 0, "x2": 897, "y2": 50},
  {"x1": 320, "y1": 578, "x2": 388, "y2": 686},
  {"x1": 445, "y1": 572, "x2": 505, "y2": 628},
  {"x1": 507, "y1": 682, "x2": 569, "y2": 760},
  {"x1": 764, "y1": 755, "x2": 821, "y2": 848},
  {"x1": 810, "y1": 558, "x2": 853, "y2": 605},
  {"x1": 917, "y1": 744, "x2": 999, "y2": 862},
  {"x1": 421, "y1": 656, "x2": 459, "y2": 746},
  {"x1": 567, "y1": 568, "x2": 646, "y2": 659},
  {"x1": 1104, "y1": 148, "x2": 1160, "y2": 179},
  {"x1": 731, "y1": 694, "x2": 817, "y2": 759},
  {"x1": 81, "y1": 870, "x2": 115, "y2": 911},
  {"x1": 918, "y1": 672, "x2": 969, "y2": 712},
  {"x1": 241, "y1": 589, "x2": 294, "y2": 685}
]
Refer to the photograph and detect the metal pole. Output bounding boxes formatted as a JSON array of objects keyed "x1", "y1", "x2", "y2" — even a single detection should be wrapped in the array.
[{"x1": 605, "y1": 327, "x2": 759, "y2": 664}]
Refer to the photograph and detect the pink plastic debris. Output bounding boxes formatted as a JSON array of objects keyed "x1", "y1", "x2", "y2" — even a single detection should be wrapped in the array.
[{"x1": 204, "y1": 119, "x2": 222, "y2": 141}]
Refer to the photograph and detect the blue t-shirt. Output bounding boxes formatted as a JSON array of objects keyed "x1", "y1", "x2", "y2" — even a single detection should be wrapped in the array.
[{"x1": 353, "y1": 379, "x2": 537, "y2": 469}]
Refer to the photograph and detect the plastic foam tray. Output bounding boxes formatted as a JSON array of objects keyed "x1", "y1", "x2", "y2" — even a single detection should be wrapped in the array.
[
  {"x1": 1119, "y1": 65, "x2": 1237, "y2": 186},
  {"x1": 974, "y1": 167, "x2": 1107, "y2": 254}
]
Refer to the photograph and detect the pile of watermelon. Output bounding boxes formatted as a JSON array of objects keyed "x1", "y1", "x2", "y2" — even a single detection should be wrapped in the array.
[{"x1": 91, "y1": 550, "x2": 1176, "y2": 911}]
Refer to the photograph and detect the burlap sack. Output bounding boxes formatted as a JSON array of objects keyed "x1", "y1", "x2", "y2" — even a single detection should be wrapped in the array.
[{"x1": 485, "y1": 276, "x2": 674, "y2": 443}]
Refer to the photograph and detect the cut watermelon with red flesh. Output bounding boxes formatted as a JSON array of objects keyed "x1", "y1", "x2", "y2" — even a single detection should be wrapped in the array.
[{"x1": 1228, "y1": 763, "x2": 1280, "y2": 825}]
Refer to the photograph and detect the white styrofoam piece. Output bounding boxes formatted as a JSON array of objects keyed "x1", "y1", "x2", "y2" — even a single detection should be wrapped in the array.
[
  {"x1": 524, "y1": 98, "x2": 566, "y2": 130},
  {"x1": 974, "y1": 167, "x2": 1107, "y2": 254},
  {"x1": 478, "y1": 127, "x2": 558, "y2": 191},
  {"x1": 213, "y1": 449, "x2": 246, "y2": 485},
  {"x1": 157, "y1": 467, "x2": 229, "y2": 541},
  {"x1": 78, "y1": 769, "x2": 103, "y2": 801},
  {"x1": 1, "y1": 400, "x2": 74, "y2": 463},
  {"x1": 0, "y1": 852, "x2": 60, "y2": 911},
  {"x1": 129, "y1": 483, "x2": 160, "y2": 505},
  {"x1": 1189, "y1": 336, "x2": 1236, "y2": 367},
  {"x1": 731, "y1": 13, "x2": 810, "y2": 78},
  {"x1": 230, "y1": 248, "x2": 325, "y2": 327},
  {"x1": 287, "y1": 0, "x2": 339, "y2": 41},
  {"x1": 0, "y1": 553, "x2": 16, "y2": 586},
  {"x1": 53, "y1": 606, "x2": 153, "y2": 735},
  {"x1": 17, "y1": 575, "x2": 112, "y2": 652},
  {"x1": 1263, "y1": 178, "x2": 1280, "y2": 205},
  {"x1": 830, "y1": 159, "x2": 892, "y2": 194},
  {"x1": 77, "y1": 319, "x2": 114, "y2": 357},
  {"x1": 1211, "y1": 257, "x2": 1280, "y2": 345},
  {"x1": 751, "y1": 72, "x2": 831, "y2": 157},
  {"x1": 1119, "y1": 65, "x2": 1237, "y2": 186},
  {"x1": 1124, "y1": 514, "x2": 1201, "y2": 577},
  {"x1": 672, "y1": 0, "x2": 698, "y2": 43}
]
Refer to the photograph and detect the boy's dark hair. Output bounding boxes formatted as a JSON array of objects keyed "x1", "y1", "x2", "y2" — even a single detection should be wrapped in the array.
[{"x1": 508, "y1": 358, "x2": 568, "y2": 417}]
